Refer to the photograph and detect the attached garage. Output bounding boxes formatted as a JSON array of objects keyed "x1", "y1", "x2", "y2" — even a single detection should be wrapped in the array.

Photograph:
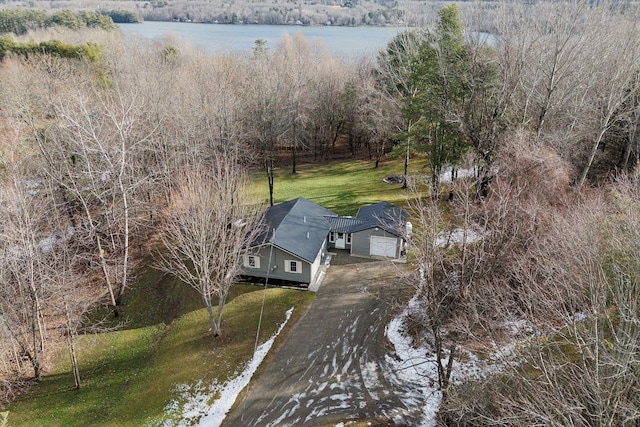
[
  {"x1": 369, "y1": 236, "x2": 398, "y2": 258},
  {"x1": 326, "y1": 201, "x2": 409, "y2": 261}
]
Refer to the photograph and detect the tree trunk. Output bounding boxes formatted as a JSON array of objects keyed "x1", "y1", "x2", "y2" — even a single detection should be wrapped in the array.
[
  {"x1": 68, "y1": 333, "x2": 80, "y2": 389},
  {"x1": 291, "y1": 145, "x2": 297, "y2": 174},
  {"x1": 313, "y1": 126, "x2": 319, "y2": 161},
  {"x1": 30, "y1": 301, "x2": 40, "y2": 379},
  {"x1": 117, "y1": 175, "x2": 130, "y2": 300},
  {"x1": 431, "y1": 171, "x2": 440, "y2": 199},
  {"x1": 621, "y1": 116, "x2": 638, "y2": 170},
  {"x1": 215, "y1": 289, "x2": 228, "y2": 338},
  {"x1": 267, "y1": 157, "x2": 275, "y2": 206},
  {"x1": 441, "y1": 343, "x2": 456, "y2": 403},
  {"x1": 402, "y1": 138, "x2": 409, "y2": 189},
  {"x1": 448, "y1": 167, "x2": 455, "y2": 201},
  {"x1": 79, "y1": 198, "x2": 117, "y2": 307},
  {"x1": 331, "y1": 122, "x2": 342, "y2": 154},
  {"x1": 578, "y1": 126, "x2": 608, "y2": 187},
  {"x1": 28, "y1": 276, "x2": 46, "y2": 353},
  {"x1": 64, "y1": 297, "x2": 81, "y2": 389},
  {"x1": 205, "y1": 298, "x2": 219, "y2": 337},
  {"x1": 4, "y1": 318, "x2": 40, "y2": 380}
]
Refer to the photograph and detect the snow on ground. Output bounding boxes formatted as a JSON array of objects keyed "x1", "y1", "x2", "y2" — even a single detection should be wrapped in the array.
[
  {"x1": 197, "y1": 307, "x2": 294, "y2": 426},
  {"x1": 384, "y1": 288, "x2": 497, "y2": 426},
  {"x1": 161, "y1": 307, "x2": 294, "y2": 427},
  {"x1": 385, "y1": 291, "x2": 442, "y2": 426},
  {"x1": 435, "y1": 228, "x2": 486, "y2": 247},
  {"x1": 385, "y1": 286, "x2": 558, "y2": 426},
  {"x1": 439, "y1": 167, "x2": 476, "y2": 184}
]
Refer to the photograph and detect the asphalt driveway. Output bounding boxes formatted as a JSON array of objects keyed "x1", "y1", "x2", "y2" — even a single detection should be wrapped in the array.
[{"x1": 223, "y1": 253, "x2": 414, "y2": 426}]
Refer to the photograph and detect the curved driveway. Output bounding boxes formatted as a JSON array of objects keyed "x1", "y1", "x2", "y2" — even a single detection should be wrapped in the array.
[{"x1": 224, "y1": 255, "x2": 416, "y2": 427}]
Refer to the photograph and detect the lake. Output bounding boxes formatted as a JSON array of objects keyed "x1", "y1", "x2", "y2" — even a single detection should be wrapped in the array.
[{"x1": 118, "y1": 21, "x2": 402, "y2": 57}]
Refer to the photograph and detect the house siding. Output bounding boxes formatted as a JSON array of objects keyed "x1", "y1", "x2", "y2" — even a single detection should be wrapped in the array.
[
  {"x1": 244, "y1": 244, "x2": 320, "y2": 284},
  {"x1": 351, "y1": 228, "x2": 400, "y2": 258}
]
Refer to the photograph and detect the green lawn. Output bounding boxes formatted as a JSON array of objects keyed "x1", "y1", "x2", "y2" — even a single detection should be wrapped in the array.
[
  {"x1": 7, "y1": 158, "x2": 419, "y2": 426},
  {"x1": 250, "y1": 158, "x2": 423, "y2": 215},
  {"x1": 7, "y1": 271, "x2": 314, "y2": 427}
]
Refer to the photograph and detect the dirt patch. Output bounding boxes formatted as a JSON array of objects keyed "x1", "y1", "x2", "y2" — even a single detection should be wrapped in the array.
[{"x1": 383, "y1": 175, "x2": 405, "y2": 184}]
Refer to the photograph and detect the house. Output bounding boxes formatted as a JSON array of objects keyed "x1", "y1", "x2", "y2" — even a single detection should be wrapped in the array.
[
  {"x1": 242, "y1": 197, "x2": 337, "y2": 285},
  {"x1": 242, "y1": 198, "x2": 409, "y2": 285},
  {"x1": 325, "y1": 201, "x2": 409, "y2": 259}
]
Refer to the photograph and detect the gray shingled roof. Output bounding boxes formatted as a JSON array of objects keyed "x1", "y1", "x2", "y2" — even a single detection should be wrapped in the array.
[
  {"x1": 351, "y1": 202, "x2": 408, "y2": 236},
  {"x1": 254, "y1": 197, "x2": 337, "y2": 263},
  {"x1": 324, "y1": 216, "x2": 364, "y2": 233},
  {"x1": 252, "y1": 199, "x2": 407, "y2": 261},
  {"x1": 325, "y1": 202, "x2": 408, "y2": 235}
]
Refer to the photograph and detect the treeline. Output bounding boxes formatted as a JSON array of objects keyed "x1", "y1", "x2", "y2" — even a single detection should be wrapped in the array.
[
  {"x1": 381, "y1": 3, "x2": 640, "y2": 424},
  {"x1": 0, "y1": 36, "x2": 102, "y2": 61},
  {"x1": 0, "y1": 1, "x2": 639, "y2": 419},
  {"x1": 0, "y1": 0, "x2": 444, "y2": 27},
  {"x1": 141, "y1": 1, "x2": 406, "y2": 26},
  {"x1": 0, "y1": 9, "x2": 128, "y2": 35},
  {"x1": 101, "y1": 10, "x2": 141, "y2": 24}
]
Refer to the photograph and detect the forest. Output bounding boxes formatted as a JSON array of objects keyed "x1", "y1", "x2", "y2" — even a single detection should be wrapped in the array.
[
  {"x1": 0, "y1": 0, "x2": 640, "y2": 424},
  {"x1": 0, "y1": 0, "x2": 445, "y2": 27}
]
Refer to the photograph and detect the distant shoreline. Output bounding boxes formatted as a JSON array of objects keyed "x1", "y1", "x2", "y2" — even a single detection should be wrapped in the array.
[{"x1": 134, "y1": 19, "x2": 410, "y2": 29}]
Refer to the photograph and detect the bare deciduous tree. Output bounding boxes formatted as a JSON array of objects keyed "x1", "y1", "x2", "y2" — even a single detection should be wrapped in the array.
[
  {"x1": 405, "y1": 133, "x2": 572, "y2": 412},
  {"x1": 244, "y1": 44, "x2": 290, "y2": 206},
  {"x1": 443, "y1": 178, "x2": 640, "y2": 425},
  {"x1": 495, "y1": 1, "x2": 640, "y2": 183},
  {"x1": 156, "y1": 158, "x2": 263, "y2": 337},
  {"x1": 0, "y1": 178, "x2": 52, "y2": 380},
  {"x1": 39, "y1": 84, "x2": 155, "y2": 309}
]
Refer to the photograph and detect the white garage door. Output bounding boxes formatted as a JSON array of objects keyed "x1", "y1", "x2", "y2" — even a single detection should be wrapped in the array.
[{"x1": 370, "y1": 236, "x2": 397, "y2": 258}]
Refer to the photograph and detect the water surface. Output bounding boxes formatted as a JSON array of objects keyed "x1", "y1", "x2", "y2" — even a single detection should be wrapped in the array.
[{"x1": 119, "y1": 21, "x2": 402, "y2": 57}]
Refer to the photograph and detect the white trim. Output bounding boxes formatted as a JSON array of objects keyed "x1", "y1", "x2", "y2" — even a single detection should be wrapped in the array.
[
  {"x1": 284, "y1": 260, "x2": 301, "y2": 274},
  {"x1": 244, "y1": 254, "x2": 260, "y2": 269},
  {"x1": 346, "y1": 233, "x2": 352, "y2": 244}
]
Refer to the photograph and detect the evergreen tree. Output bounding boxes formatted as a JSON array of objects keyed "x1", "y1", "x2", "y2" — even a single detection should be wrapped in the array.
[{"x1": 383, "y1": 5, "x2": 469, "y2": 197}]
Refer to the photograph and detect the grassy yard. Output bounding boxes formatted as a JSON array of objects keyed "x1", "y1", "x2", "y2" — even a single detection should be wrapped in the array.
[
  {"x1": 7, "y1": 158, "x2": 417, "y2": 426},
  {"x1": 249, "y1": 158, "x2": 423, "y2": 215},
  {"x1": 7, "y1": 267, "x2": 314, "y2": 427}
]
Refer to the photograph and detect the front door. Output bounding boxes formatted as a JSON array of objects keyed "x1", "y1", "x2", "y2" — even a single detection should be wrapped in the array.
[{"x1": 335, "y1": 232, "x2": 346, "y2": 249}]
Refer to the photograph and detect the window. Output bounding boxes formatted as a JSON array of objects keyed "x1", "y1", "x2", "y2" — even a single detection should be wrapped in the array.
[
  {"x1": 244, "y1": 255, "x2": 260, "y2": 269},
  {"x1": 329, "y1": 232, "x2": 335, "y2": 243},
  {"x1": 346, "y1": 233, "x2": 352, "y2": 244},
  {"x1": 285, "y1": 260, "x2": 301, "y2": 274}
]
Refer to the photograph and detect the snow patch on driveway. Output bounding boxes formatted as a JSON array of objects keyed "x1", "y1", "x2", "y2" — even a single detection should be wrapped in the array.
[{"x1": 162, "y1": 307, "x2": 294, "y2": 426}]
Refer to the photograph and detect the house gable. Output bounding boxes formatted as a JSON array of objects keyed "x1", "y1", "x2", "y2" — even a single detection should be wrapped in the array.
[
  {"x1": 325, "y1": 201, "x2": 408, "y2": 237},
  {"x1": 252, "y1": 197, "x2": 336, "y2": 263},
  {"x1": 353, "y1": 201, "x2": 408, "y2": 236}
]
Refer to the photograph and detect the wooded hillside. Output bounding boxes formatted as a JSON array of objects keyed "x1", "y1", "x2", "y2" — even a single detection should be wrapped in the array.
[{"x1": 0, "y1": 1, "x2": 639, "y2": 423}]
